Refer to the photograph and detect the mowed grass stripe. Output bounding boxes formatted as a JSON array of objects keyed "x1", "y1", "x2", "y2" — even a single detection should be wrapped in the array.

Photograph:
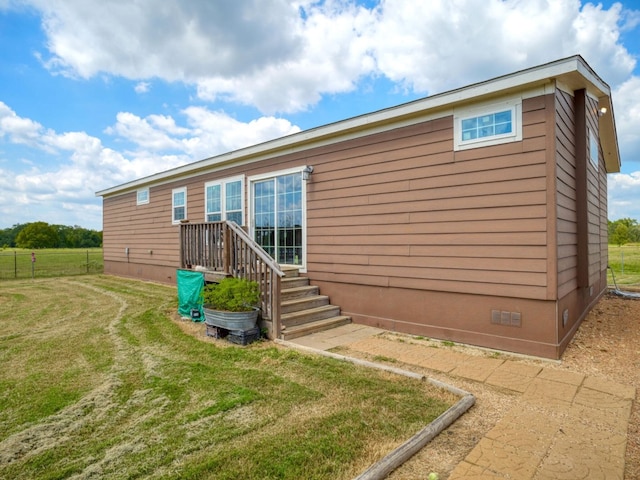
[{"x1": 0, "y1": 275, "x2": 454, "y2": 480}]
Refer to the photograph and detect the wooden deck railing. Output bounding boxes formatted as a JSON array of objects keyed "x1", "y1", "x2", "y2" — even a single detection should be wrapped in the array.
[{"x1": 180, "y1": 221, "x2": 285, "y2": 337}]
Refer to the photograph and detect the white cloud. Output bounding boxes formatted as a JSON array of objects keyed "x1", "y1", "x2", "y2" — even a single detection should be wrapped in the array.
[
  {"x1": 370, "y1": 0, "x2": 637, "y2": 94},
  {"x1": 21, "y1": 0, "x2": 638, "y2": 116},
  {"x1": 0, "y1": 102, "x2": 46, "y2": 146},
  {"x1": 134, "y1": 81, "x2": 150, "y2": 94},
  {"x1": 608, "y1": 171, "x2": 640, "y2": 220},
  {"x1": 32, "y1": 0, "x2": 303, "y2": 80},
  {"x1": 180, "y1": 106, "x2": 301, "y2": 159},
  {"x1": 612, "y1": 75, "x2": 640, "y2": 164},
  {"x1": 105, "y1": 112, "x2": 185, "y2": 152}
]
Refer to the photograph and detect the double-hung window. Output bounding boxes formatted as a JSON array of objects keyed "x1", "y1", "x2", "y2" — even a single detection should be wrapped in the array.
[
  {"x1": 172, "y1": 187, "x2": 187, "y2": 224},
  {"x1": 205, "y1": 176, "x2": 244, "y2": 225},
  {"x1": 454, "y1": 100, "x2": 522, "y2": 151}
]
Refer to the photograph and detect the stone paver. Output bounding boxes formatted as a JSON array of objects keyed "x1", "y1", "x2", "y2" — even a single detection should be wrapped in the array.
[
  {"x1": 287, "y1": 325, "x2": 636, "y2": 480},
  {"x1": 451, "y1": 357, "x2": 504, "y2": 382},
  {"x1": 522, "y1": 377, "x2": 580, "y2": 405},
  {"x1": 537, "y1": 367, "x2": 585, "y2": 386},
  {"x1": 583, "y1": 376, "x2": 636, "y2": 400},
  {"x1": 485, "y1": 360, "x2": 542, "y2": 393}
]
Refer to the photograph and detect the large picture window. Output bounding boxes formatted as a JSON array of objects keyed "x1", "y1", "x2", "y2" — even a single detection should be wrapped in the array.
[
  {"x1": 205, "y1": 176, "x2": 244, "y2": 225},
  {"x1": 251, "y1": 169, "x2": 306, "y2": 267}
]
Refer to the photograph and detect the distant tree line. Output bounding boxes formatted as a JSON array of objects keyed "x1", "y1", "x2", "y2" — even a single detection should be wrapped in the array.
[
  {"x1": 608, "y1": 218, "x2": 640, "y2": 246},
  {"x1": 0, "y1": 222, "x2": 102, "y2": 249}
]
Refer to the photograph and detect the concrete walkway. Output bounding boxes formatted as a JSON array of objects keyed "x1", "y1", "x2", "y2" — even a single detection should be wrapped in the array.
[{"x1": 289, "y1": 324, "x2": 636, "y2": 479}]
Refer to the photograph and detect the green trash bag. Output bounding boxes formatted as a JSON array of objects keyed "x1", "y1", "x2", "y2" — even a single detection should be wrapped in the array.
[{"x1": 176, "y1": 269, "x2": 204, "y2": 322}]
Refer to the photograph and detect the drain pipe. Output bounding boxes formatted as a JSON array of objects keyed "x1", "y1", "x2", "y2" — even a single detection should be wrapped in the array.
[
  {"x1": 274, "y1": 339, "x2": 476, "y2": 480},
  {"x1": 608, "y1": 265, "x2": 640, "y2": 299}
]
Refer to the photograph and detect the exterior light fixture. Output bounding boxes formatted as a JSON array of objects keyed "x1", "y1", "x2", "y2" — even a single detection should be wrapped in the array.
[
  {"x1": 598, "y1": 106, "x2": 607, "y2": 117},
  {"x1": 302, "y1": 165, "x2": 314, "y2": 180}
]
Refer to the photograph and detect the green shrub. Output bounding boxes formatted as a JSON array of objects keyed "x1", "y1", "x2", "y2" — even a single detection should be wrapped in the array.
[{"x1": 202, "y1": 277, "x2": 260, "y2": 312}]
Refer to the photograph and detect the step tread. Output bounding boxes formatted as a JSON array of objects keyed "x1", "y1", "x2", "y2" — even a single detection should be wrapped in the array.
[
  {"x1": 281, "y1": 295, "x2": 329, "y2": 307},
  {"x1": 281, "y1": 277, "x2": 310, "y2": 288},
  {"x1": 281, "y1": 285, "x2": 317, "y2": 294},
  {"x1": 281, "y1": 316, "x2": 351, "y2": 340},
  {"x1": 281, "y1": 304, "x2": 340, "y2": 320}
]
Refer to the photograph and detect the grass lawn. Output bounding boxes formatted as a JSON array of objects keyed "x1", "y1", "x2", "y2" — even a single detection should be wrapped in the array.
[
  {"x1": 608, "y1": 243, "x2": 640, "y2": 286},
  {"x1": 0, "y1": 248, "x2": 103, "y2": 280},
  {"x1": 0, "y1": 275, "x2": 455, "y2": 479}
]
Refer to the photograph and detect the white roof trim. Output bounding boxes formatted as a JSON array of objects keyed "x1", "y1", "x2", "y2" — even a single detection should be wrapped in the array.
[{"x1": 97, "y1": 55, "x2": 620, "y2": 197}]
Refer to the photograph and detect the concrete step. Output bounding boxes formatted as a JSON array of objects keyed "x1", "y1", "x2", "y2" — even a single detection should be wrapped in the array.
[
  {"x1": 281, "y1": 295, "x2": 329, "y2": 314},
  {"x1": 282, "y1": 304, "x2": 341, "y2": 327},
  {"x1": 280, "y1": 316, "x2": 351, "y2": 340}
]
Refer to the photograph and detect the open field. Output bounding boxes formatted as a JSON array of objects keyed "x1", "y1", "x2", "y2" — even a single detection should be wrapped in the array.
[
  {"x1": 0, "y1": 275, "x2": 454, "y2": 479},
  {"x1": 0, "y1": 248, "x2": 103, "y2": 280},
  {"x1": 608, "y1": 243, "x2": 640, "y2": 287}
]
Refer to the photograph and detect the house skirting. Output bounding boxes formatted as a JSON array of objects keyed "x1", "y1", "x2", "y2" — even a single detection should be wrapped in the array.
[
  {"x1": 315, "y1": 280, "x2": 566, "y2": 359},
  {"x1": 104, "y1": 261, "x2": 178, "y2": 285}
]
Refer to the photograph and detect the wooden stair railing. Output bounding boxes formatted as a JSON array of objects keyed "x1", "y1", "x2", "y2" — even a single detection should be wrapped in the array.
[{"x1": 180, "y1": 222, "x2": 285, "y2": 338}]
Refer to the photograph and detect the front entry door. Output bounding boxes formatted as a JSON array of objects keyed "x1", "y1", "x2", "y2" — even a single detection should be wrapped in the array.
[{"x1": 252, "y1": 172, "x2": 304, "y2": 266}]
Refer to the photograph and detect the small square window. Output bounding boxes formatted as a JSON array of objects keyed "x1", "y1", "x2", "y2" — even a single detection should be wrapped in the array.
[{"x1": 137, "y1": 188, "x2": 149, "y2": 205}]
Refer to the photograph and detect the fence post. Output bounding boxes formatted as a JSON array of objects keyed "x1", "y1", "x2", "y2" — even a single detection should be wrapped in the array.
[
  {"x1": 86, "y1": 249, "x2": 89, "y2": 273},
  {"x1": 14, "y1": 251, "x2": 17, "y2": 279}
]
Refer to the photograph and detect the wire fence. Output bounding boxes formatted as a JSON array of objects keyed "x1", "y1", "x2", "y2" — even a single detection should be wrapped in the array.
[{"x1": 0, "y1": 249, "x2": 103, "y2": 280}]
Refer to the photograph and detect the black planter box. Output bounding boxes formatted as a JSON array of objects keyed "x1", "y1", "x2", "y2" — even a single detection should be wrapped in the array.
[
  {"x1": 205, "y1": 324, "x2": 228, "y2": 339},
  {"x1": 227, "y1": 327, "x2": 261, "y2": 346}
]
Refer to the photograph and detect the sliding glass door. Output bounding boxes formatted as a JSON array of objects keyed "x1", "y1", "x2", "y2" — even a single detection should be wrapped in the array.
[{"x1": 252, "y1": 171, "x2": 304, "y2": 266}]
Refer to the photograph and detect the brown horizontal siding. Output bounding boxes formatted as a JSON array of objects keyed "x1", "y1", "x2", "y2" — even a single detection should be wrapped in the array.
[
  {"x1": 310, "y1": 244, "x2": 547, "y2": 260},
  {"x1": 306, "y1": 95, "x2": 552, "y2": 300},
  {"x1": 308, "y1": 190, "x2": 547, "y2": 219}
]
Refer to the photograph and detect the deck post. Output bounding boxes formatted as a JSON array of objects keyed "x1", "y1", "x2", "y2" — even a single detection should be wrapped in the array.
[
  {"x1": 223, "y1": 223, "x2": 231, "y2": 274},
  {"x1": 271, "y1": 273, "x2": 281, "y2": 338}
]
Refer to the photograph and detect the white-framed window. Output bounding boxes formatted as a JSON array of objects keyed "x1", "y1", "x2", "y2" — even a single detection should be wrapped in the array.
[
  {"x1": 249, "y1": 166, "x2": 309, "y2": 269},
  {"x1": 136, "y1": 188, "x2": 149, "y2": 205},
  {"x1": 589, "y1": 129, "x2": 599, "y2": 171},
  {"x1": 205, "y1": 176, "x2": 244, "y2": 225},
  {"x1": 454, "y1": 100, "x2": 522, "y2": 151},
  {"x1": 172, "y1": 187, "x2": 187, "y2": 224}
]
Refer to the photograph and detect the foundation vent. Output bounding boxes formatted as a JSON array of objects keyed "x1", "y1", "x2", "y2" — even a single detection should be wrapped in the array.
[{"x1": 491, "y1": 310, "x2": 521, "y2": 327}]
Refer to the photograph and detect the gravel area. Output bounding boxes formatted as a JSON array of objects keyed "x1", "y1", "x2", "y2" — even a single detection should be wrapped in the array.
[{"x1": 557, "y1": 292, "x2": 640, "y2": 479}]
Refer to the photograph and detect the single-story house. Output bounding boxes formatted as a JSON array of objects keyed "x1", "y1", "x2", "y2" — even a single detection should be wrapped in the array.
[{"x1": 97, "y1": 55, "x2": 621, "y2": 359}]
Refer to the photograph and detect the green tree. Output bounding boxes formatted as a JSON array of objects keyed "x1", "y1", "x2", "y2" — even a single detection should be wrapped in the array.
[
  {"x1": 0, "y1": 223, "x2": 27, "y2": 248},
  {"x1": 609, "y1": 218, "x2": 640, "y2": 244},
  {"x1": 15, "y1": 222, "x2": 60, "y2": 249},
  {"x1": 611, "y1": 223, "x2": 630, "y2": 247}
]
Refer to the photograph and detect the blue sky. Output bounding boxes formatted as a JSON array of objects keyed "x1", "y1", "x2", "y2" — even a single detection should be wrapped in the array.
[{"x1": 1, "y1": 0, "x2": 639, "y2": 231}]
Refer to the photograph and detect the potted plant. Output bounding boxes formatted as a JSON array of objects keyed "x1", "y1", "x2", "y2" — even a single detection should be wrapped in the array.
[{"x1": 202, "y1": 277, "x2": 261, "y2": 331}]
